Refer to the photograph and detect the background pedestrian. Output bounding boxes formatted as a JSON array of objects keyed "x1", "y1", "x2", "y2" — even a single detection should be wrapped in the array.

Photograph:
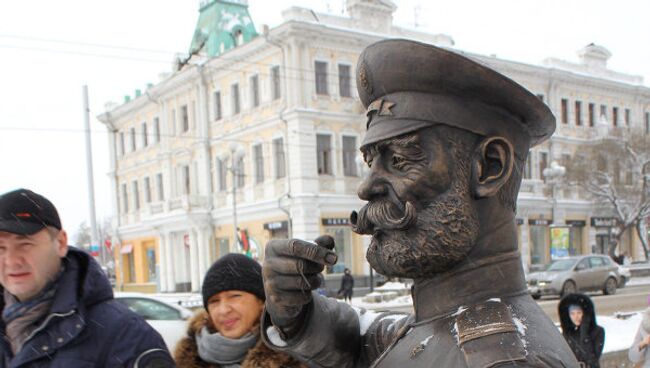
[{"x1": 559, "y1": 293, "x2": 605, "y2": 367}]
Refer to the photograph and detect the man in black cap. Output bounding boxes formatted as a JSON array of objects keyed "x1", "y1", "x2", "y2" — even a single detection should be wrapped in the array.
[
  {"x1": 260, "y1": 39, "x2": 578, "y2": 367},
  {"x1": 0, "y1": 188, "x2": 175, "y2": 367}
]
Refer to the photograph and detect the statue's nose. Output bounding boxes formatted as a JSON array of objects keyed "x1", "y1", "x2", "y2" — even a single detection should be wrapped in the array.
[{"x1": 357, "y1": 171, "x2": 388, "y2": 201}]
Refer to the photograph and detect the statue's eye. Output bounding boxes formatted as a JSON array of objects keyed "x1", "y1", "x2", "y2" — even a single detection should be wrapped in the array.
[{"x1": 392, "y1": 154, "x2": 406, "y2": 169}]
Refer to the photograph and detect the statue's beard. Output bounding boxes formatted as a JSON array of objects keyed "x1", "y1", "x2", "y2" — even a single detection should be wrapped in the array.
[{"x1": 352, "y1": 181, "x2": 479, "y2": 278}]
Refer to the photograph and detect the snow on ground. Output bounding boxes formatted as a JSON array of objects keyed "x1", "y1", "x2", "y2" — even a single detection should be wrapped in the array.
[
  {"x1": 628, "y1": 276, "x2": 650, "y2": 287},
  {"x1": 600, "y1": 312, "x2": 641, "y2": 353}
]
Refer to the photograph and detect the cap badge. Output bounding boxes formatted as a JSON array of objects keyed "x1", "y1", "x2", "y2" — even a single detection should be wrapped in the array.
[
  {"x1": 358, "y1": 62, "x2": 373, "y2": 95},
  {"x1": 366, "y1": 99, "x2": 395, "y2": 126}
]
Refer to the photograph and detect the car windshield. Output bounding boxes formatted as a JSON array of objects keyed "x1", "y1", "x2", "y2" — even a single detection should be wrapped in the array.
[{"x1": 546, "y1": 259, "x2": 576, "y2": 271}]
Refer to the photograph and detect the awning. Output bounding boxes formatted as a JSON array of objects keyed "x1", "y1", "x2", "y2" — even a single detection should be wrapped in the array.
[{"x1": 120, "y1": 244, "x2": 133, "y2": 254}]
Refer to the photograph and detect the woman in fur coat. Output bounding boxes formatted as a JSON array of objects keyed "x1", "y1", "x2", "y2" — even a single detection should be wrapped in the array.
[
  {"x1": 629, "y1": 302, "x2": 650, "y2": 367},
  {"x1": 174, "y1": 253, "x2": 305, "y2": 368}
]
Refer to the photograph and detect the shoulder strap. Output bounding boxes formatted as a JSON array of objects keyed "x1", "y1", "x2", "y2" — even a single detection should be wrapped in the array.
[{"x1": 455, "y1": 300, "x2": 526, "y2": 368}]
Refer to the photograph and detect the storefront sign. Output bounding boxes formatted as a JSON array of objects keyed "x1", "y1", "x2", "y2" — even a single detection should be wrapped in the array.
[
  {"x1": 550, "y1": 227, "x2": 570, "y2": 259},
  {"x1": 264, "y1": 221, "x2": 288, "y2": 231},
  {"x1": 590, "y1": 217, "x2": 618, "y2": 227},
  {"x1": 322, "y1": 218, "x2": 350, "y2": 226},
  {"x1": 566, "y1": 220, "x2": 586, "y2": 227},
  {"x1": 529, "y1": 219, "x2": 552, "y2": 226}
]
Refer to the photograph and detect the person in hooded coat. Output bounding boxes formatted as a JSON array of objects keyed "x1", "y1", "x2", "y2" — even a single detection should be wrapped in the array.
[
  {"x1": 558, "y1": 293, "x2": 605, "y2": 368},
  {"x1": 628, "y1": 296, "x2": 650, "y2": 367},
  {"x1": 173, "y1": 253, "x2": 305, "y2": 368}
]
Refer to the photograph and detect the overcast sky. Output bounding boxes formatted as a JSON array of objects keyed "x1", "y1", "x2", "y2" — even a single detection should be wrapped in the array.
[{"x1": 1, "y1": 0, "x2": 649, "y2": 239}]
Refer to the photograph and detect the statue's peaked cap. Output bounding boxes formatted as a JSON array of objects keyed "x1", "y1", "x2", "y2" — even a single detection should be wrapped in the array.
[{"x1": 357, "y1": 39, "x2": 555, "y2": 154}]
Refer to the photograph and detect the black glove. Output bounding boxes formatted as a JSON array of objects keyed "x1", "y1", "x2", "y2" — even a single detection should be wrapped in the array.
[{"x1": 263, "y1": 235, "x2": 337, "y2": 339}]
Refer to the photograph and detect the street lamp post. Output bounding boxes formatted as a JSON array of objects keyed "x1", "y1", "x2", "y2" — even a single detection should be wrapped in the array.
[
  {"x1": 230, "y1": 143, "x2": 245, "y2": 253},
  {"x1": 543, "y1": 161, "x2": 566, "y2": 225}
]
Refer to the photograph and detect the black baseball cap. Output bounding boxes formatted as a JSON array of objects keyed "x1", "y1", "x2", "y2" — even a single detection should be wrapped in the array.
[{"x1": 0, "y1": 189, "x2": 62, "y2": 235}]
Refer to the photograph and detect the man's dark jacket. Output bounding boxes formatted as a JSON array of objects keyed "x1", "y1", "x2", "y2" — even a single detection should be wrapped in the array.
[
  {"x1": 0, "y1": 247, "x2": 175, "y2": 367},
  {"x1": 559, "y1": 293, "x2": 605, "y2": 368}
]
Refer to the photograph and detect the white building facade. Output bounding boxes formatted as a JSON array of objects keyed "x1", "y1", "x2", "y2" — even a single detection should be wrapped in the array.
[{"x1": 98, "y1": 0, "x2": 650, "y2": 292}]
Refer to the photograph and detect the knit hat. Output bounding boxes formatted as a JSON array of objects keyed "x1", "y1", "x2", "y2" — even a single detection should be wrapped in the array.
[{"x1": 202, "y1": 253, "x2": 265, "y2": 309}]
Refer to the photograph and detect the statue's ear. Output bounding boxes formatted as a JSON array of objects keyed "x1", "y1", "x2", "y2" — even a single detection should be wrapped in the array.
[{"x1": 471, "y1": 137, "x2": 514, "y2": 198}]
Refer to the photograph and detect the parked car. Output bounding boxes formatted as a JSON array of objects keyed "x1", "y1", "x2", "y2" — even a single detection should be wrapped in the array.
[
  {"x1": 115, "y1": 292, "x2": 193, "y2": 350},
  {"x1": 526, "y1": 255, "x2": 621, "y2": 299}
]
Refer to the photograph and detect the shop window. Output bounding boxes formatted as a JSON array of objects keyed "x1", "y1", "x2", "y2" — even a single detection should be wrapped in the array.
[
  {"x1": 324, "y1": 226, "x2": 352, "y2": 274},
  {"x1": 146, "y1": 248, "x2": 157, "y2": 283},
  {"x1": 529, "y1": 225, "x2": 548, "y2": 265}
]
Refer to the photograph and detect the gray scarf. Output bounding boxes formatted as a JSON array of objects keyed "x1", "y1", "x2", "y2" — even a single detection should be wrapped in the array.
[{"x1": 196, "y1": 327, "x2": 258, "y2": 367}]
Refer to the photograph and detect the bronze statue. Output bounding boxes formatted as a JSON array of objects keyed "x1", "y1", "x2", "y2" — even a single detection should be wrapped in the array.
[{"x1": 260, "y1": 39, "x2": 579, "y2": 367}]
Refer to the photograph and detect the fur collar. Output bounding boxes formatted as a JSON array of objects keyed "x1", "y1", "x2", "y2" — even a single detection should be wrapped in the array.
[
  {"x1": 642, "y1": 308, "x2": 650, "y2": 334},
  {"x1": 174, "y1": 310, "x2": 306, "y2": 368}
]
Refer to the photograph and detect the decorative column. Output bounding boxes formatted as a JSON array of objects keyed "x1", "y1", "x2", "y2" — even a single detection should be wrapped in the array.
[{"x1": 189, "y1": 228, "x2": 200, "y2": 291}]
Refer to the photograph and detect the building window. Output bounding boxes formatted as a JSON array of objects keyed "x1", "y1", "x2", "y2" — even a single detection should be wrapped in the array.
[
  {"x1": 612, "y1": 107, "x2": 619, "y2": 127},
  {"x1": 316, "y1": 134, "x2": 332, "y2": 175},
  {"x1": 625, "y1": 108, "x2": 630, "y2": 126},
  {"x1": 645, "y1": 112, "x2": 649, "y2": 134},
  {"x1": 235, "y1": 156, "x2": 245, "y2": 188},
  {"x1": 315, "y1": 61, "x2": 328, "y2": 95},
  {"x1": 214, "y1": 91, "x2": 222, "y2": 120},
  {"x1": 170, "y1": 108, "x2": 176, "y2": 136},
  {"x1": 600, "y1": 104, "x2": 607, "y2": 121},
  {"x1": 231, "y1": 83, "x2": 240, "y2": 115},
  {"x1": 338, "y1": 64, "x2": 351, "y2": 98},
  {"x1": 156, "y1": 173, "x2": 164, "y2": 201},
  {"x1": 181, "y1": 105, "x2": 189, "y2": 132},
  {"x1": 129, "y1": 127, "x2": 136, "y2": 152},
  {"x1": 524, "y1": 152, "x2": 532, "y2": 179},
  {"x1": 217, "y1": 158, "x2": 227, "y2": 191},
  {"x1": 141, "y1": 122, "x2": 148, "y2": 147},
  {"x1": 121, "y1": 183, "x2": 128, "y2": 213},
  {"x1": 273, "y1": 138, "x2": 286, "y2": 179},
  {"x1": 144, "y1": 177, "x2": 151, "y2": 203},
  {"x1": 181, "y1": 165, "x2": 191, "y2": 194},
  {"x1": 342, "y1": 136, "x2": 357, "y2": 177},
  {"x1": 575, "y1": 101, "x2": 582, "y2": 126},
  {"x1": 153, "y1": 117, "x2": 160, "y2": 143},
  {"x1": 119, "y1": 131, "x2": 125, "y2": 156},
  {"x1": 561, "y1": 99, "x2": 568, "y2": 124},
  {"x1": 132, "y1": 180, "x2": 140, "y2": 210},
  {"x1": 253, "y1": 144, "x2": 264, "y2": 183},
  {"x1": 271, "y1": 66, "x2": 281, "y2": 100},
  {"x1": 588, "y1": 103, "x2": 595, "y2": 127},
  {"x1": 250, "y1": 75, "x2": 260, "y2": 108},
  {"x1": 539, "y1": 152, "x2": 548, "y2": 181}
]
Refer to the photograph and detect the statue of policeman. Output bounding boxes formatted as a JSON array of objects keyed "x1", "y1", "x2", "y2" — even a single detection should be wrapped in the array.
[{"x1": 261, "y1": 39, "x2": 579, "y2": 368}]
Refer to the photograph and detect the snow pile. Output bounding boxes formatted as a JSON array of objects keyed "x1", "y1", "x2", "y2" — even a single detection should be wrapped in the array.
[{"x1": 600, "y1": 312, "x2": 641, "y2": 353}]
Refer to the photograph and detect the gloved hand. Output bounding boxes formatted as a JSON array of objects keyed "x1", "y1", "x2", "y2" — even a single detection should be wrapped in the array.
[{"x1": 263, "y1": 235, "x2": 337, "y2": 339}]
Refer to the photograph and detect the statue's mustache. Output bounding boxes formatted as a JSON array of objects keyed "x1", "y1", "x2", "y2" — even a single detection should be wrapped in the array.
[{"x1": 350, "y1": 198, "x2": 417, "y2": 235}]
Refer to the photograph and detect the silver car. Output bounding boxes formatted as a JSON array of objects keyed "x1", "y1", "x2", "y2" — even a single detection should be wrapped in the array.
[{"x1": 527, "y1": 255, "x2": 621, "y2": 299}]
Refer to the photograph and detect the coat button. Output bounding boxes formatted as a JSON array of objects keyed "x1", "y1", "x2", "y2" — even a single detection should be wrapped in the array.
[
  {"x1": 41, "y1": 345, "x2": 49, "y2": 351},
  {"x1": 76, "y1": 324, "x2": 82, "y2": 329},
  {"x1": 57, "y1": 337, "x2": 64, "y2": 343}
]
